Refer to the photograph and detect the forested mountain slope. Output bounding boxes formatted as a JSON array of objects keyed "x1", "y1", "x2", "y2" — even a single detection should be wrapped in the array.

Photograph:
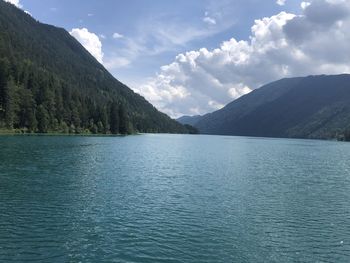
[
  {"x1": 196, "y1": 75, "x2": 350, "y2": 140},
  {"x1": 0, "y1": 1, "x2": 188, "y2": 134}
]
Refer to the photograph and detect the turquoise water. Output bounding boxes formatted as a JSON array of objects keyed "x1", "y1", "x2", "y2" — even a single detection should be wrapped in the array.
[{"x1": 0, "y1": 134, "x2": 350, "y2": 262}]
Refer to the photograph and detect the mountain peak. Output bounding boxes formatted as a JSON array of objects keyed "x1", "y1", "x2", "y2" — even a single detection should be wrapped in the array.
[{"x1": 0, "y1": 1, "x2": 190, "y2": 134}]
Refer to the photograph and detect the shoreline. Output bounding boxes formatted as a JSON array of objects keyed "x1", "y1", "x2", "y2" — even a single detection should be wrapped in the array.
[
  {"x1": 1, "y1": 129, "x2": 348, "y2": 142},
  {"x1": 0, "y1": 129, "x2": 139, "y2": 137}
]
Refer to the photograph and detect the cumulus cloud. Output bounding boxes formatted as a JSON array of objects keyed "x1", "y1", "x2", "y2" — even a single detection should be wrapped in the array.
[
  {"x1": 3, "y1": 0, "x2": 32, "y2": 16},
  {"x1": 4, "y1": 0, "x2": 22, "y2": 8},
  {"x1": 301, "y1": 1, "x2": 311, "y2": 9},
  {"x1": 69, "y1": 28, "x2": 104, "y2": 63},
  {"x1": 276, "y1": 0, "x2": 286, "y2": 6},
  {"x1": 137, "y1": 0, "x2": 350, "y2": 118},
  {"x1": 69, "y1": 28, "x2": 131, "y2": 69}
]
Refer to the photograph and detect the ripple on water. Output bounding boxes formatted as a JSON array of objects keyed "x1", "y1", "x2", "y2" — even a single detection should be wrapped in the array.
[{"x1": 0, "y1": 135, "x2": 350, "y2": 262}]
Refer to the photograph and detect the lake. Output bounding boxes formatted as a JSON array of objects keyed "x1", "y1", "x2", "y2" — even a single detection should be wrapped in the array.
[{"x1": 0, "y1": 134, "x2": 349, "y2": 262}]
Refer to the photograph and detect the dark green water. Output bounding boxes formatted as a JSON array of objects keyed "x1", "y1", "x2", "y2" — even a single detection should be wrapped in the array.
[{"x1": 0, "y1": 134, "x2": 350, "y2": 262}]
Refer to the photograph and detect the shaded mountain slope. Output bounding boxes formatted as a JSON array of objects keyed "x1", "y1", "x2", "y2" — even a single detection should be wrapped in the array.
[
  {"x1": 196, "y1": 75, "x2": 350, "y2": 139},
  {"x1": 0, "y1": 1, "x2": 188, "y2": 134},
  {"x1": 176, "y1": 115, "x2": 203, "y2": 126}
]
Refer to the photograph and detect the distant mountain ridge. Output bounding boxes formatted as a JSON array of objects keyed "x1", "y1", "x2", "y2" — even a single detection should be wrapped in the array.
[
  {"x1": 195, "y1": 74, "x2": 350, "y2": 140},
  {"x1": 0, "y1": 1, "x2": 189, "y2": 134},
  {"x1": 176, "y1": 115, "x2": 203, "y2": 126}
]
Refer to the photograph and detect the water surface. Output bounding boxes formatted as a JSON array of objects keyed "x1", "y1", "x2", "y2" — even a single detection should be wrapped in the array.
[{"x1": 0, "y1": 134, "x2": 350, "y2": 262}]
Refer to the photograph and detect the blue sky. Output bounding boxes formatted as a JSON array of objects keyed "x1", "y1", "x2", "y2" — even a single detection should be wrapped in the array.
[
  {"x1": 19, "y1": 0, "x2": 299, "y2": 81},
  {"x1": 7, "y1": 0, "x2": 350, "y2": 117}
]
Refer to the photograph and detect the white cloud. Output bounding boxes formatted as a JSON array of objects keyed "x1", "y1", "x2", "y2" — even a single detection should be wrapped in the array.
[
  {"x1": 112, "y1": 32, "x2": 124, "y2": 39},
  {"x1": 69, "y1": 28, "x2": 131, "y2": 70},
  {"x1": 3, "y1": 0, "x2": 32, "y2": 15},
  {"x1": 301, "y1": 1, "x2": 311, "y2": 9},
  {"x1": 276, "y1": 0, "x2": 286, "y2": 6},
  {"x1": 4, "y1": 0, "x2": 22, "y2": 8},
  {"x1": 105, "y1": 11, "x2": 236, "y2": 71},
  {"x1": 203, "y1": 16, "x2": 216, "y2": 25},
  {"x1": 137, "y1": 0, "x2": 350, "y2": 118},
  {"x1": 69, "y1": 28, "x2": 104, "y2": 63}
]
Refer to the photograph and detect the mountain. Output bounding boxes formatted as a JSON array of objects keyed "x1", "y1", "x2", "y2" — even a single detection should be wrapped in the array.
[
  {"x1": 177, "y1": 115, "x2": 203, "y2": 126},
  {"x1": 0, "y1": 1, "x2": 189, "y2": 134},
  {"x1": 195, "y1": 74, "x2": 350, "y2": 140}
]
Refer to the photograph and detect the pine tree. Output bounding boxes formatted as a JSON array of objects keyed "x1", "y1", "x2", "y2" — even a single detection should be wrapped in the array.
[
  {"x1": 0, "y1": 58, "x2": 9, "y2": 118},
  {"x1": 4, "y1": 79, "x2": 17, "y2": 129},
  {"x1": 110, "y1": 102, "x2": 119, "y2": 134},
  {"x1": 36, "y1": 105, "x2": 49, "y2": 133},
  {"x1": 118, "y1": 104, "x2": 129, "y2": 134}
]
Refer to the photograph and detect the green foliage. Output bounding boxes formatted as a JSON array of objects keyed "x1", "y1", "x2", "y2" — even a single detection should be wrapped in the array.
[
  {"x1": 3, "y1": 80, "x2": 16, "y2": 128},
  {"x1": 337, "y1": 130, "x2": 350, "y2": 141},
  {"x1": 0, "y1": 1, "x2": 191, "y2": 135},
  {"x1": 345, "y1": 131, "x2": 350, "y2": 141},
  {"x1": 184, "y1": 124, "x2": 199, "y2": 134},
  {"x1": 109, "y1": 102, "x2": 119, "y2": 134},
  {"x1": 36, "y1": 105, "x2": 49, "y2": 133}
]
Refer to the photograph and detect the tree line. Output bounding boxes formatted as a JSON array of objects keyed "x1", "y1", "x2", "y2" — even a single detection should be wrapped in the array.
[{"x1": 0, "y1": 58, "x2": 132, "y2": 134}]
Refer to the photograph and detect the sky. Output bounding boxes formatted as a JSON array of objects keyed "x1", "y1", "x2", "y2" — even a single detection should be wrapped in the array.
[{"x1": 5, "y1": 0, "x2": 350, "y2": 118}]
